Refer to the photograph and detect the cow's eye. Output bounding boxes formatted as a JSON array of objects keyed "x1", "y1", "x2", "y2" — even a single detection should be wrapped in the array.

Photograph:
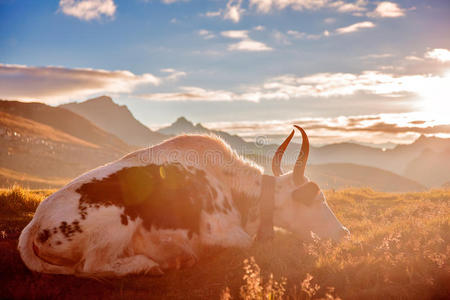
[{"x1": 292, "y1": 182, "x2": 320, "y2": 206}]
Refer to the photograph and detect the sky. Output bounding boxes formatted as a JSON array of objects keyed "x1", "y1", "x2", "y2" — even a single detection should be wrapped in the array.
[{"x1": 1, "y1": 0, "x2": 450, "y2": 146}]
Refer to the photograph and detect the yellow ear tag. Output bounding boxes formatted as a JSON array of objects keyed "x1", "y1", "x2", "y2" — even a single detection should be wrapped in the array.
[{"x1": 159, "y1": 166, "x2": 166, "y2": 179}]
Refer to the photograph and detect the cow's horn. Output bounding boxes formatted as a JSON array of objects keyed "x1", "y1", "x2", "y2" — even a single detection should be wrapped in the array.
[
  {"x1": 293, "y1": 125, "x2": 309, "y2": 185},
  {"x1": 272, "y1": 130, "x2": 295, "y2": 176}
]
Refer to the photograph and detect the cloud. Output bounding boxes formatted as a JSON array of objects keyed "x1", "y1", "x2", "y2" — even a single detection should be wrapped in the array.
[
  {"x1": 224, "y1": 0, "x2": 244, "y2": 23},
  {"x1": 287, "y1": 30, "x2": 306, "y2": 39},
  {"x1": 249, "y1": 0, "x2": 368, "y2": 14},
  {"x1": 405, "y1": 55, "x2": 423, "y2": 61},
  {"x1": 221, "y1": 30, "x2": 272, "y2": 52},
  {"x1": 330, "y1": 0, "x2": 367, "y2": 13},
  {"x1": 137, "y1": 70, "x2": 447, "y2": 102},
  {"x1": 228, "y1": 39, "x2": 273, "y2": 52},
  {"x1": 361, "y1": 53, "x2": 393, "y2": 59},
  {"x1": 253, "y1": 25, "x2": 265, "y2": 31},
  {"x1": 287, "y1": 29, "x2": 331, "y2": 40},
  {"x1": 198, "y1": 29, "x2": 216, "y2": 39},
  {"x1": 59, "y1": 0, "x2": 116, "y2": 21},
  {"x1": 367, "y1": 1, "x2": 405, "y2": 18},
  {"x1": 221, "y1": 30, "x2": 249, "y2": 39},
  {"x1": 425, "y1": 48, "x2": 450, "y2": 62},
  {"x1": 249, "y1": 0, "x2": 330, "y2": 13},
  {"x1": 160, "y1": 68, "x2": 187, "y2": 80},
  {"x1": 0, "y1": 64, "x2": 160, "y2": 103},
  {"x1": 286, "y1": 30, "x2": 331, "y2": 40},
  {"x1": 203, "y1": 0, "x2": 244, "y2": 23},
  {"x1": 204, "y1": 10, "x2": 221, "y2": 17},
  {"x1": 140, "y1": 86, "x2": 239, "y2": 102},
  {"x1": 161, "y1": 0, "x2": 189, "y2": 3},
  {"x1": 261, "y1": 71, "x2": 440, "y2": 99},
  {"x1": 209, "y1": 0, "x2": 369, "y2": 23},
  {"x1": 273, "y1": 30, "x2": 291, "y2": 45},
  {"x1": 336, "y1": 21, "x2": 375, "y2": 34},
  {"x1": 204, "y1": 112, "x2": 450, "y2": 145}
]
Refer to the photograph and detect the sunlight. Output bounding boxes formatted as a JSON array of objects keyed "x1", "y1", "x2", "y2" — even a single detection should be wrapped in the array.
[{"x1": 418, "y1": 70, "x2": 450, "y2": 121}]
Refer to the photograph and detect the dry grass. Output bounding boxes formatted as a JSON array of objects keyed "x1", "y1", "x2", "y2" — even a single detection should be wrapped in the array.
[{"x1": 0, "y1": 186, "x2": 449, "y2": 299}]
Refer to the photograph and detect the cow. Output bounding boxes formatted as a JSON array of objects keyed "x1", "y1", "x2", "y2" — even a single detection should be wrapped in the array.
[{"x1": 18, "y1": 126, "x2": 349, "y2": 277}]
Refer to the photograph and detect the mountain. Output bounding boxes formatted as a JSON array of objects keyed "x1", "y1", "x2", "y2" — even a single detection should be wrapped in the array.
[
  {"x1": 0, "y1": 100, "x2": 135, "y2": 188},
  {"x1": 276, "y1": 136, "x2": 450, "y2": 188},
  {"x1": 60, "y1": 96, "x2": 167, "y2": 147},
  {"x1": 158, "y1": 116, "x2": 209, "y2": 135},
  {"x1": 0, "y1": 100, "x2": 130, "y2": 153},
  {"x1": 307, "y1": 163, "x2": 426, "y2": 192},
  {"x1": 404, "y1": 148, "x2": 450, "y2": 187},
  {"x1": 157, "y1": 117, "x2": 450, "y2": 188},
  {"x1": 158, "y1": 116, "x2": 251, "y2": 151},
  {"x1": 246, "y1": 153, "x2": 425, "y2": 192},
  {"x1": 1, "y1": 99, "x2": 448, "y2": 190}
]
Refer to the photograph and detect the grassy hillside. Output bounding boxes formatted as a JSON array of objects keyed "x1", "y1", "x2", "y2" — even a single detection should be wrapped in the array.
[
  {"x1": 0, "y1": 100, "x2": 131, "y2": 152},
  {"x1": 0, "y1": 186, "x2": 448, "y2": 299},
  {"x1": 0, "y1": 167, "x2": 69, "y2": 189},
  {"x1": 0, "y1": 101, "x2": 136, "y2": 187}
]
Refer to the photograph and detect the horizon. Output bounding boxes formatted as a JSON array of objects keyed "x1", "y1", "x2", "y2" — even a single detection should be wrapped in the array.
[{"x1": 1, "y1": 0, "x2": 450, "y2": 146}]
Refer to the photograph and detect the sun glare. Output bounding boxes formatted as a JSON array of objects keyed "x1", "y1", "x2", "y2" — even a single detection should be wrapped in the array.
[{"x1": 418, "y1": 70, "x2": 450, "y2": 121}]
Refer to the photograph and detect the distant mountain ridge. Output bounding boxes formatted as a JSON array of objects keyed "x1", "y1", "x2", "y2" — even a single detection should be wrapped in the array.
[
  {"x1": 158, "y1": 116, "x2": 251, "y2": 151},
  {"x1": 0, "y1": 97, "x2": 448, "y2": 190},
  {"x1": 157, "y1": 116, "x2": 450, "y2": 188},
  {"x1": 60, "y1": 96, "x2": 167, "y2": 147}
]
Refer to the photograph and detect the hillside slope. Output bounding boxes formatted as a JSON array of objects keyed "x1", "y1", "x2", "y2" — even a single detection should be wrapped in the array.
[
  {"x1": 404, "y1": 148, "x2": 450, "y2": 187},
  {"x1": 60, "y1": 96, "x2": 167, "y2": 147},
  {"x1": 0, "y1": 101, "x2": 135, "y2": 187},
  {"x1": 0, "y1": 99, "x2": 131, "y2": 153},
  {"x1": 247, "y1": 153, "x2": 425, "y2": 192},
  {"x1": 308, "y1": 163, "x2": 426, "y2": 192}
]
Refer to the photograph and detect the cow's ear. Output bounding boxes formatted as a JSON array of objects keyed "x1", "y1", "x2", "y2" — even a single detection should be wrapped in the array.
[{"x1": 292, "y1": 182, "x2": 320, "y2": 206}]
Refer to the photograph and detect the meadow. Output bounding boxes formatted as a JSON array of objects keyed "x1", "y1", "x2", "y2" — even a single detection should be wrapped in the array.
[{"x1": 0, "y1": 186, "x2": 448, "y2": 299}]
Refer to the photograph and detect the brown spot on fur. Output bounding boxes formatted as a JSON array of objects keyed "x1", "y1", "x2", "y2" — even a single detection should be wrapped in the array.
[
  {"x1": 76, "y1": 163, "x2": 214, "y2": 235},
  {"x1": 120, "y1": 214, "x2": 128, "y2": 225},
  {"x1": 37, "y1": 229, "x2": 51, "y2": 244}
]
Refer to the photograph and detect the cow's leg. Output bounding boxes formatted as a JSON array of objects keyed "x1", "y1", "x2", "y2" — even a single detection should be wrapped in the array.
[
  {"x1": 132, "y1": 226, "x2": 199, "y2": 270},
  {"x1": 200, "y1": 212, "x2": 252, "y2": 248},
  {"x1": 157, "y1": 239, "x2": 199, "y2": 269},
  {"x1": 107, "y1": 255, "x2": 163, "y2": 276},
  {"x1": 80, "y1": 253, "x2": 162, "y2": 276}
]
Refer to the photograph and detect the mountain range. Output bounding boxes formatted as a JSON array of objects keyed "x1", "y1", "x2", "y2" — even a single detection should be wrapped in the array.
[
  {"x1": 60, "y1": 96, "x2": 167, "y2": 147},
  {"x1": 0, "y1": 96, "x2": 448, "y2": 191}
]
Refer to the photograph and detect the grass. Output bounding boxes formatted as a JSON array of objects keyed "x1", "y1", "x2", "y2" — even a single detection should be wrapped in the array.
[
  {"x1": 0, "y1": 186, "x2": 449, "y2": 299},
  {"x1": 0, "y1": 167, "x2": 69, "y2": 189}
]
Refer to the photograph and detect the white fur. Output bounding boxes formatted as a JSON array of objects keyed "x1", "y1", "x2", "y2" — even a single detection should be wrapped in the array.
[
  {"x1": 18, "y1": 134, "x2": 348, "y2": 277},
  {"x1": 18, "y1": 135, "x2": 262, "y2": 277}
]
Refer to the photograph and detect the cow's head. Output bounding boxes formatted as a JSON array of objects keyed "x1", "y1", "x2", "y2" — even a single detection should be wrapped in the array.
[{"x1": 271, "y1": 126, "x2": 349, "y2": 241}]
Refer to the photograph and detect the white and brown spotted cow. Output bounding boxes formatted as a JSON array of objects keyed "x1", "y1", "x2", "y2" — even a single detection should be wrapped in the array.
[{"x1": 18, "y1": 126, "x2": 349, "y2": 277}]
